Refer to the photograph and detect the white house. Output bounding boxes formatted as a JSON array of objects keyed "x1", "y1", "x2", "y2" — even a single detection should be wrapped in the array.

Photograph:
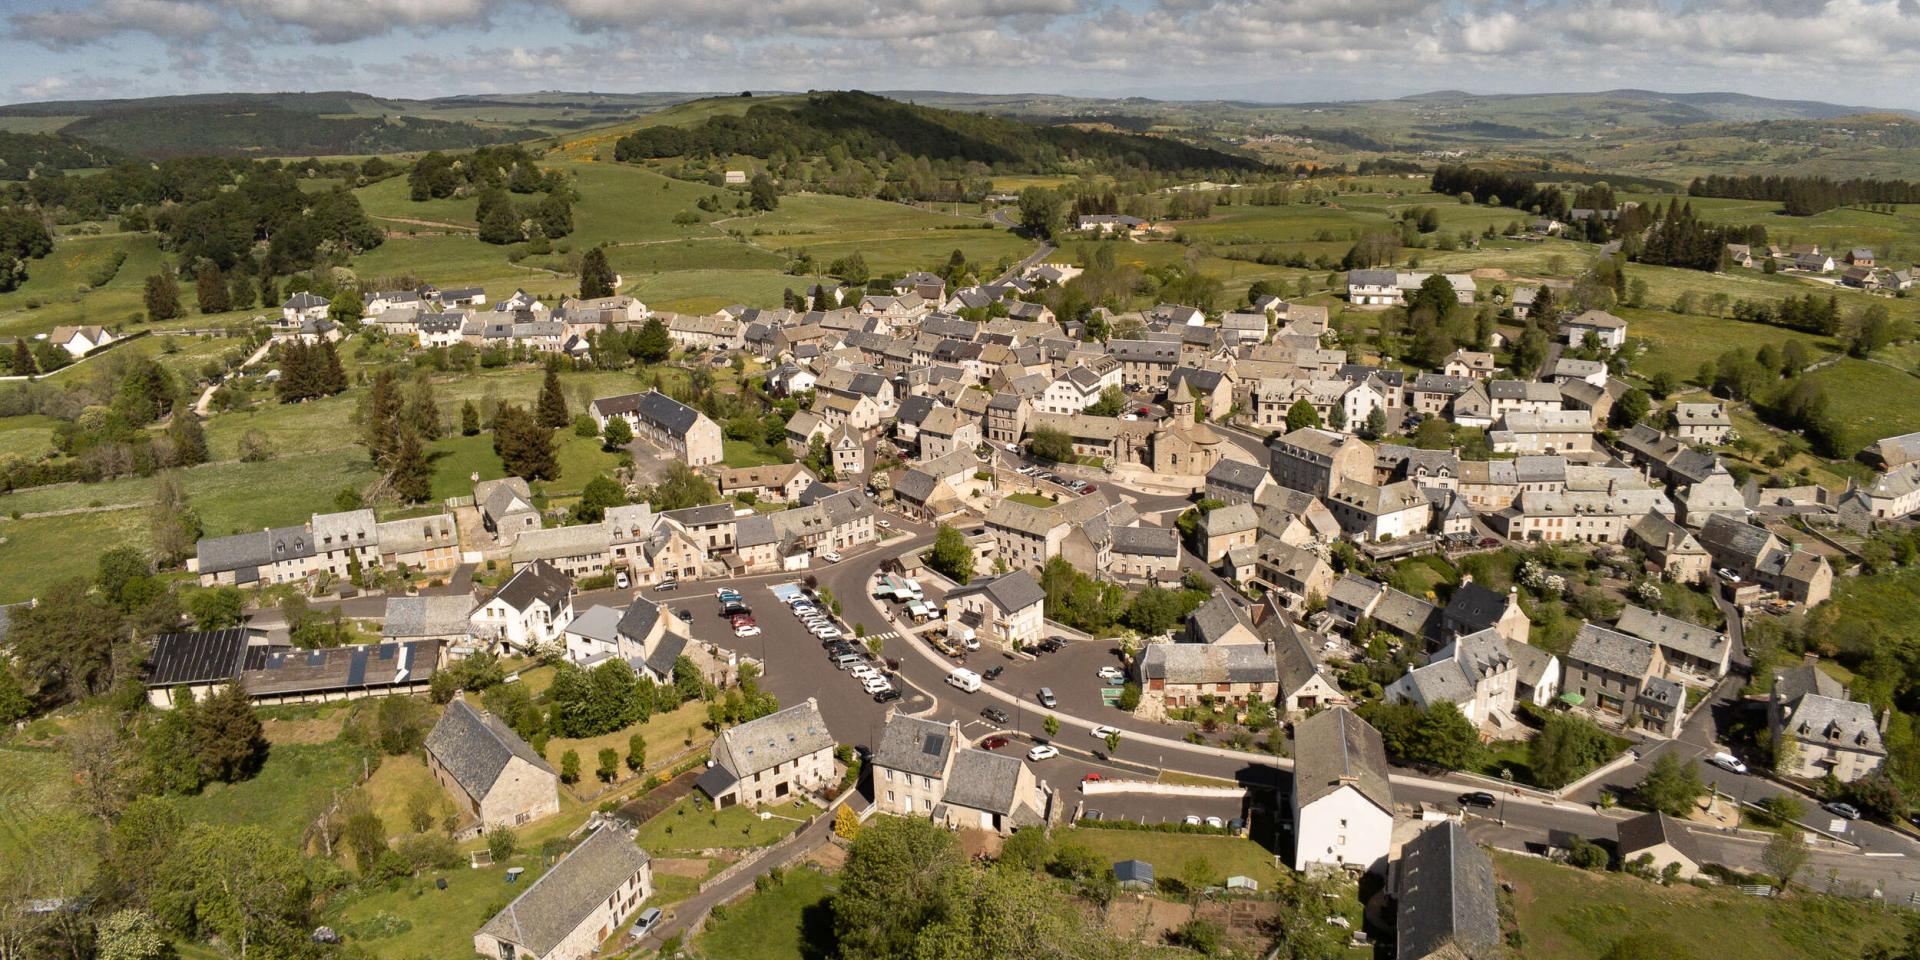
[
  {"x1": 469, "y1": 560, "x2": 575, "y2": 655},
  {"x1": 1291, "y1": 707, "x2": 1394, "y2": 874},
  {"x1": 1560, "y1": 310, "x2": 1628, "y2": 349},
  {"x1": 942, "y1": 570, "x2": 1047, "y2": 649},
  {"x1": 46, "y1": 325, "x2": 116, "y2": 358},
  {"x1": 282, "y1": 292, "x2": 332, "y2": 326}
]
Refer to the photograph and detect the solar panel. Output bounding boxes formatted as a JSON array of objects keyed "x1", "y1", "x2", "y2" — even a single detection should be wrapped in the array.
[
  {"x1": 346, "y1": 648, "x2": 369, "y2": 686},
  {"x1": 923, "y1": 734, "x2": 946, "y2": 756}
]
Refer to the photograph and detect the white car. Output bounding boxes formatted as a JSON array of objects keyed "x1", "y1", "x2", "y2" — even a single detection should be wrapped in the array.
[
  {"x1": 1005, "y1": 443, "x2": 1020, "y2": 453},
  {"x1": 1017, "y1": 465, "x2": 1038, "y2": 475},
  {"x1": 1027, "y1": 744, "x2": 1059, "y2": 761},
  {"x1": 1710, "y1": 751, "x2": 1748, "y2": 775},
  {"x1": 1090, "y1": 725, "x2": 1121, "y2": 739},
  {"x1": 877, "y1": 519, "x2": 892, "y2": 528},
  {"x1": 849, "y1": 665, "x2": 879, "y2": 681},
  {"x1": 1183, "y1": 815, "x2": 1202, "y2": 826},
  {"x1": 1097, "y1": 667, "x2": 1125, "y2": 682},
  {"x1": 814, "y1": 628, "x2": 843, "y2": 641},
  {"x1": 616, "y1": 571, "x2": 630, "y2": 589},
  {"x1": 820, "y1": 551, "x2": 842, "y2": 563},
  {"x1": 1205, "y1": 816, "x2": 1224, "y2": 829},
  {"x1": 862, "y1": 676, "x2": 892, "y2": 695},
  {"x1": 734, "y1": 625, "x2": 762, "y2": 638}
]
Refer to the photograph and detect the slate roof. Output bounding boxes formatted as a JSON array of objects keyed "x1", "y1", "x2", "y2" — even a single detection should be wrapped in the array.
[
  {"x1": 424, "y1": 698, "x2": 556, "y2": 799},
  {"x1": 1568, "y1": 622, "x2": 1657, "y2": 677},
  {"x1": 1615, "y1": 811, "x2": 1700, "y2": 865},
  {"x1": 1395, "y1": 821, "x2": 1500, "y2": 960},
  {"x1": 1139, "y1": 642, "x2": 1279, "y2": 684},
  {"x1": 1187, "y1": 593, "x2": 1255, "y2": 644},
  {"x1": 493, "y1": 560, "x2": 573, "y2": 613},
  {"x1": 1443, "y1": 582, "x2": 1511, "y2": 632},
  {"x1": 637, "y1": 630, "x2": 687, "y2": 680},
  {"x1": 1205, "y1": 458, "x2": 1269, "y2": 493},
  {"x1": 616, "y1": 597, "x2": 660, "y2": 642},
  {"x1": 383, "y1": 595, "x2": 478, "y2": 639},
  {"x1": 940, "y1": 749, "x2": 1029, "y2": 817},
  {"x1": 873, "y1": 715, "x2": 955, "y2": 778},
  {"x1": 479, "y1": 824, "x2": 651, "y2": 958},
  {"x1": 146, "y1": 629, "x2": 248, "y2": 688},
  {"x1": 1784, "y1": 693, "x2": 1885, "y2": 755},
  {"x1": 1111, "y1": 524, "x2": 1179, "y2": 557},
  {"x1": 945, "y1": 570, "x2": 1045, "y2": 614},
  {"x1": 1613, "y1": 605, "x2": 1726, "y2": 666},
  {"x1": 712, "y1": 699, "x2": 835, "y2": 779},
  {"x1": 564, "y1": 605, "x2": 623, "y2": 646},
  {"x1": 1292, "y1": 706, "x2": 1393, "y2": 812}
]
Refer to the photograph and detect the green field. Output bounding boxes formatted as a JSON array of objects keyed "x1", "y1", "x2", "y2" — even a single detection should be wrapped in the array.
[
  {"x1": 1498, "y1": 852, "x2": 1904, "y2": 960},
  {"x1": 181, "y1": 739, "x2": 376, "y2": 850},
  {"x1": 695, "y1": 866, "x2": 837, "y2": 960},
  {"x1": 0, "y1": 746, "x2": 79, "y2": 866},
  {"x1": 632, "y1": 795, "x2": 816, "y2": 855},
  {"x1": 1802, "y1": 358, "x2": 1920, "y2": 456},
  {"x1": 0, "y1": 232, "x2": 168, "y2": 339},
  {"x1": 327, "y1": 851, "x2": 554, "y2": 960},
  {"x1": 1054, "y1": 827, "x2": 1286, "y2": 889}
]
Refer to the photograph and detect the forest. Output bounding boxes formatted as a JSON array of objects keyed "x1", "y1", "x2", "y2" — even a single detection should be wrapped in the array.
[
  {"x1": 0, "y1": 130, "x2": 124, "y2": 180},
  {"x1": 1429, "y1": 164, "x2": 1571, "y2": 219},
  {"x1": 612, "y1": 91, "x2": 1263, "y2": 189},
  {"x1": 1688, "y1": 172, "x2": 1920, "y2": 216},
  {"x1": 51, "y1": 102, "x2": 518, "y2": 157}
]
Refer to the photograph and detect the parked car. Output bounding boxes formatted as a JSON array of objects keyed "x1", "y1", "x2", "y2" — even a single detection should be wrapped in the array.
[
  {"x1": 1477, "y1": 538, "x2": 1500, "y2": 548},
  {"x1": 675, "y1": 609, "x2": 694, "y2": 623},
  {"x1": 1097, "y1": 666, "x2": 1124, "y2": 683},
  {"x1": 861, "y1": 677, "x2": 892, "y2": 695},
  {"x1": 1039, "y1": 638, "x2": 1066, "y2": 653},
  {"x1": 1090, "y1": 725, "x2": 1120, "y2": 739},
  {"x1": 981, "y1": 707, "x2": 1010, "y2": 725},
  {"x1": 657, "y1": 577, "x2": 677, "y2": 590},
  {"x1": 1824, "y1": 801, "x2": 1863, "y2": 821},
  {"x1": 873, "y1": 688, "x2": 902, "y2": 704},
  {"x1": 1082, "y1": 773, "x2": 1103, "y2": 783},
  {"x1": 1458, "y1": 791, "x2": 1497, "y2": 809},
  {"x1": 1205, "y1": 816, "x2": 1224, "y2": 829},
  {"x1": 877, "y1": 519, "x2": 892, "y2": 528},
  {"x1": 1037, "y1": 687, "x2": 1057, "y2": 708},
  {"x1": 981, "y1": 735, "x2": 1010, "y2": 750},
  {"x1": 616, "y1": 571, "x2": 630, "y2": 589},
  {"x1": 983, "y1": 665, "x2": 1004, "y2": 681},
  {"x1": 1017, "y1": 465, "x2": 1037, "y2": 475},
  {"x1": 1183, "y1": 815, "x2": 1202, "y2": 826},
  {"x1": 716, "y1": 588, "x2": 743, "y2": 600},
  {"x1": 734, "y1": 625, "x2": 761, "y2": 638},
  {"x1": 820, "y1": 552, "x2": 842, "y2": 563},
  {"x1": 850, "y1": 665, "x2": 879, "y2": 681},
  {"x1": 1026, "y1": 744, "x2": 1058, "y2": 761},
  {"x1": 1710, "y1": 751, "x2": 1748, "y2": 774},
  {"x1": 631, "y1": 908, "x2": 663, "y2": 939}
]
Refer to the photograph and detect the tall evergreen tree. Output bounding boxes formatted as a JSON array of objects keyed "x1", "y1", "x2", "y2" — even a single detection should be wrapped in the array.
[
  {"x1": 10, "y1": 337, "x2": 35, "y2": 375},
  {"x1": 391, "y1": 429, "x2": 433, "y2": 503},
  {"x1": 461, "y1": 400, "x2": 481, "y2": 436},
  {"x1": 195, "y1": 263, "x2": 230, "y2": 314},
  {"x1": 144, "y1": 273, "x2": 181, "y2": 322},
  {"x1": 494, "y1": 404, "x2": 558, "y2": 480},
  {"x1": 579, "y1": 246, "x2": 616, "y2": 300},
  {"x1": 634, "y1": 316, "x2": 671, "y2": 364},
  {"x1": 363, "y1": 370, "x2": 404, "y2": 464},
  {"x1": 169, "y1": 412, "x2": 208, "y2": 467},
  {"x1": 536, "y1": 363, "x2": 569, "y2": 428},
  {"x1": 192, "y1": 683, "x2": 265, "y2": 784},
  {"x1": 317, "y1": 341, "x2": 347, "y2": 394}
]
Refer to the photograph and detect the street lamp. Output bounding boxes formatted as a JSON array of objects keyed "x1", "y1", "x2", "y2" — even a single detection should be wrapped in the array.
[{"x1": 1500, "y1": 767, "x2": 1514, "y2": 827}]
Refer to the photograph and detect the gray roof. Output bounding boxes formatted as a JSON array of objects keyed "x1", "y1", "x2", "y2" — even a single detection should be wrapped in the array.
[
  {"x1": 1568, "y1": 623, "x2": 1657, "y2": 678},
  {"x1": 939, "y1": 749, "x2": 1029, "y2": 817},
  {"x1": 1186, "y1": 594, "x2": 1254, "y2": 644},
  {"x1": 1205, "y1": 458, "x2": 1269, "y2": 492},
  {"x1": 1783, "y1": 692, "x2": 1885, "y2": 756},
  {"x1": 1111, "y1": 524, "x2": 1179, "y2": 557},
  {"x1": 494, "y1": 560, "x2": 573, "y2": 613},
  {"x1": 1396, "y1": 821, "x2": 1500, "y2": 960},
  {"x1": 479, "y1": 824, "x2": 651, "y2": 957},
  {"x1": 638, "y1": 630, "x2": 688, "y2": 680},
  {"x1": 1442, "y1": 582, "x2": 1511, "y2": 632},
  {"x1": 1397, "y1": 659, "x2": 1477, "y2": 708},
  {"x1": 146, "y1": 629, "x2": 248, "y2": 688},
  {"x1": 1292, "y1": 706, "x2": 1392, "y2": 812},
  {"x1": 383, "y1": 594, "x2": 478, "y2": 639},
  {"x1": 564, "y1": 605, "x2": 622, "y2": 646},
  {"x1": 1773, "y1": 662, "x2": 1844, "y2": 704},
  {"x1": 1200, "y1": 502, "x2": 1258, "y2": 537},
  {"x1": 944, "y1": 570, "x2": 1045, "y2": 614},
  {"x1": 616, "y1": 597, "x2": 660, "y2": 643},
  {"x1": 424, "y1": 699, "x2": 556, "y2": 799},
  {"x1": 1139, "y1": 642, "x2": 1279, "y2": 684},
  {"x1": 712, "y1": 699, "x2": 835, "y2": 779},
  {"x1": 1613, "y1": 605, "x2": 1726, "y2": 665},
  {"x1": 873, "y1": 715, "x2": 955, "y2": 778},
  {"x1": 1698, "y1": 514, "x2": 1777, "y2": 563},
  {"x1": 1615, "y1": 811, "x2": 1700, "y2": 864}
]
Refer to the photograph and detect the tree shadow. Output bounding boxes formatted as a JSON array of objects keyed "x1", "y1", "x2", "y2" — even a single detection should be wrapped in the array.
[{"x1": 797, "y1": 900, "x2": 838, "y2": 960}]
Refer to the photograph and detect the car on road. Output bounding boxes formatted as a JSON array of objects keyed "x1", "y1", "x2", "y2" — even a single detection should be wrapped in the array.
[
  {"x1": 1183, "y1": 815, "x2": 1201, "y2": 826},
  {"x1": 1204, "y1": 816, "x2": 1224, "y2": 829},
  {"x1": 982, "y1": 665, "x2": 1004, "y2": 681},
  {"x1": 1026, "y1": 744, "x2": 1058, "y2": 761},
  {"x1": 981, "y1": 736, "x2": 1010, "y2": 750},
  {"x1": 1037, "y1": 687, "x2": 1057, "y2": 708},
  {"x1": 1710, "y1": 751, "x2": 1748, "y2": 774},
  {"x1": 981, "y1": 707, "x2": 1010, "y2": 725},
  {"x1": 675, "y1": 609, "x2": 693, "y2": 623},
  {"x1": 716, "y1": 588, "x2": 742, "y2": 600},
  {"x1": 616, "y1": 571, "x2": 630, "y2": 589},
  {"x1": 631, "y1": 907, "x2": 663, "y2": 939},
  {"x1": 1038, "y1": 638, "x2": 1066, "y2": 654},
  {"x1": 877, "y1": 519, "x2": 892, "y2": 528},
  {"x1": 1076, "y1": 482, "x2": 1096, "y2": 494},
  {"x1": 1005, "y1": 443, "x2": 1020, "y2": 453},
  {"x1": 658, "y1": 577, "x2": 678, "y2": 590},
  {"x1": 1824, "y1": 801, "x2": 1862, "y2": 820},
  {"x1": 872, "y1": 689, "x2": 901, "y2": 704},
  {"x1": 1090, "y1": 725, "x2": 1120, "y2": 739},
  {"x1": 1082, "y1": 773, "x2": 1102, "y2": 783},
  {"x1": 1477, "y1": 538, "x2": 1499, "y2": 548},
  {"x1": 1097, "y1": 666, "x2": 1124, "y2": 683},
  {"x1": 1458, "y1": 791, "x2": 1497, "y2": 809},
  {"x1": 820, "y1": 552, "x2": 842, "y2": 563},
  {"x1": 734, "y1": 625, "x2": 761, "y2": 638}
]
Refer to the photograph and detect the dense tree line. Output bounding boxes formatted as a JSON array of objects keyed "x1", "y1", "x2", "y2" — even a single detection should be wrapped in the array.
[
  {"x1": 58, "y1": 101, "x2": 516, "y2": 158},
  {"x1": 0, "y1": 130, "x2": 124, "y2": 180},
  {"x1": 1631, "y1": 199, "x2": 1758, "y2": 271},
  {"x1": 272, "y1": 340, "x2": 347, "y2": 403},
  {"x1": 1689, "y1": 173, "x2": 1920, "y2": 216},
  {"x1": 613, "y1": 92, "x2": 1261, "y2": 198},
  {"x1": 1430, "y1": 164, "x2": 1569, "y2": 218},
  {"x1": 410, "y1": 145, "x2": 575, "y2": 245}
]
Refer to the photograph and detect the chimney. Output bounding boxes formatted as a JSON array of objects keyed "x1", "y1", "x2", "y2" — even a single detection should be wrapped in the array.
[
  {"x1": 1803, "y1": 652, "x2": 1820, "y2": 668},
  {"x1": 1460, "y1": 574, "x2": 1474, "y2": 586}
]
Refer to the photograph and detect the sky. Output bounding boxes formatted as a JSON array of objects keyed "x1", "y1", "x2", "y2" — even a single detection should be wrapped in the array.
[{"x1": 3, "y1": 0, "x2": 1920, "y2": 109}]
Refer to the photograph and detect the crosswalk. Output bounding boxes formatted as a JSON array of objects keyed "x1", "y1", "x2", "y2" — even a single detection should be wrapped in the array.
[{"x1": 863, "y1": 630, "x2": 899, "y2": 643}]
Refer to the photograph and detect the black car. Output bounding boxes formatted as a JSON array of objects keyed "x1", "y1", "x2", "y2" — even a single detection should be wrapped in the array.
[
  {"x1": 1458, "y1": 791, "x2": 1497, "y2": 809},
  {"x1": 1038, "y1": 638, "x2": 1066, "y2": 654},
  {"x1": 872, "y1": 689, "x2": 902, "y2": 704},
  {"x1": 983, "y1": 665, "x2": 1004, "y2": 681},
  {"x1": 981, "y1": 707, "x2": 1010, "y2": 725},
  {"x1": 721, "y1": 602, "x2": 750, "y2": 617},
  {"x1": 675, "y1": 609, "x2": 694, "y2": 623}
]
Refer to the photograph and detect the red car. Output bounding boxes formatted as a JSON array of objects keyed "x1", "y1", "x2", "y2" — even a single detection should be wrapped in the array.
[
  {"x1": 981, "y1": 736, "x2": 1010, "y2": 750},
  {"x1": 1082, "y1": 772, "x2": 1104, "y2": 783}
]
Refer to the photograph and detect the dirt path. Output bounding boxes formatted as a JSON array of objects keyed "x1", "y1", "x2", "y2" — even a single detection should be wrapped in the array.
[{"x1": 374, "y1": 215, "x2": 476, "y2": 232}]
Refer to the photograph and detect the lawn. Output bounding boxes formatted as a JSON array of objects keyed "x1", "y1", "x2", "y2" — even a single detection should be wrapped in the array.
[
  {"x1": 0, "y1": 746, "x2": 83, "y2": 868},
  {"x1": 326, "y1": 851, "x2": 556, "y2": 960},
  {"x1": 1801, "y1": 358, "x2": 1920, "y2": 457},
  {"x1": 1498, "y1": 851, "x2": 1905, "y2": 960},
  {"x1": 361, "y1": 753, "x2": 449, "y2": 835},
  {"x1": 632, "y1": 794, "x2": 817, "y2": 855},
  {"x1": 181, "y1": 738, "x2": 376, "y2": 850},
  {"x1": 543, "y1": 699, "x2": 715, "y2": 796},
  {"x1": 1005, "y1": 492, "x2": 1058, "y2": 508},
  {"x1": 695, "y1": 865, "x2": 837, "y2": 960},
  {"x1": 723, "y1": 438, "x2": 786, "y2": 468},
  {"x1": 0, "y1": 232, "x2": 167, "y2": 340},
  {"x1": 1055, "y1": 827, "x2": 1285, "y2": 890},
  {"x1": 1612, "y1": 305, "x2": 1838, "y2": 384},
  {"x1": 425, "y1": 431, "x2": 624, "y2": 501}
]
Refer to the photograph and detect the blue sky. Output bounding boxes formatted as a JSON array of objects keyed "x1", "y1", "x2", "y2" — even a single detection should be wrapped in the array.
[{"x1": 3, "y1": 0, "x2": 1918, "y2": 108}]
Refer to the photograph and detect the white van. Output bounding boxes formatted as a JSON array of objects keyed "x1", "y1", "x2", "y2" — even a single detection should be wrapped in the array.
[{"x1": 947, "y1": 668, "x2": 982, "y2": 693}]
